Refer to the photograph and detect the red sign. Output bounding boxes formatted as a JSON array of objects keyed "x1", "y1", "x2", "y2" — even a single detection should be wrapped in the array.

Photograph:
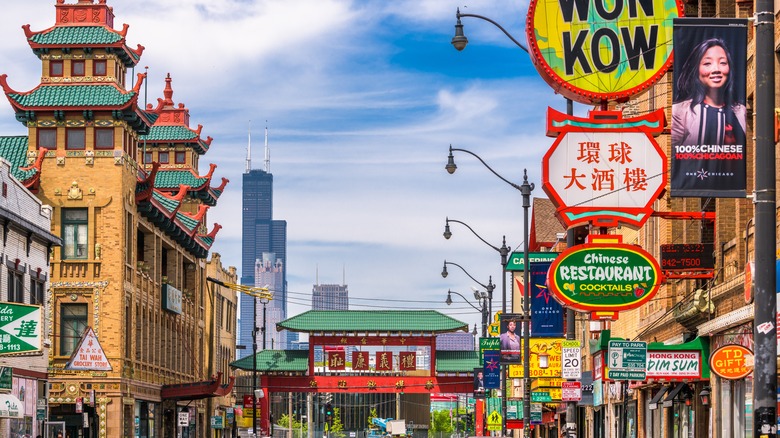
[
  {"x1": 542, "y1": 108, "x2": 667, "y2": 228},
  {"x1": 243, "y1": 394, "x2": 261, "y2": 408},
  {"x1": 593, "y1": 351, "x2": 604, "y2": 380},
  {"x1": 399, "y1": 352, "x2": 416, "y2": 371},
  {"x1": 561, "y1": 381, "x2": 582, "y2": 402},
  {"x1": 376, "y1": 352, "x2": 393, "y2": 371},
  {"x1": 352, "y1": 351, "x2": 369, "y2": 370},
  {"x1": 328, "y1": 351, "x2": 346, "y2": 370}
]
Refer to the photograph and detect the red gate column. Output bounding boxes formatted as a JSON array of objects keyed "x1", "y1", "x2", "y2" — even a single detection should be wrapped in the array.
[{"x1": 260, "y1": 379, "x2": 270, "y2": 436}]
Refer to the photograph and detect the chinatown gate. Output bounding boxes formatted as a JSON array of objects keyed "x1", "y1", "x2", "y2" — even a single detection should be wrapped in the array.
[{"x1": 230, "y1": 310, "x2": 479, "y2": 435}]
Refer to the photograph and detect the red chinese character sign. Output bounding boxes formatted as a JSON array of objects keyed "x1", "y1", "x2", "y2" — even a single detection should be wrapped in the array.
[
  {"x1": 376, "y1": 352, "x2": 393, "y2": 371},
  {"x1": 399, "y1": 352, "x2": 417, "y2": 371},
  {"x1": 542, "y1": 108, "x2": 667, "y2": 228},
  {"x1": 328, "y1": 351, "x2": 346, "y2": 370},
  {"x1": 352, "y1": 351, "x2": 369, "y2": 371}
]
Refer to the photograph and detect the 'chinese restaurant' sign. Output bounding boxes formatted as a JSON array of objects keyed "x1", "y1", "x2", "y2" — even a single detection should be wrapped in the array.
[
  {"x1": 646, "y1": 351, "x2": 701, "y2": 379},
  {"x1": 710, "y1": 344, "x2": 753, "y2": 380},
  {"x1": 542, "y1": 108, "x2": 667, "y2": 228},
  {"x1": 526, "y1": 0, "x2": 681, "y2": 103},
  {"x1": 548, "y1": 241, "x2": 661, "y2": 313}
]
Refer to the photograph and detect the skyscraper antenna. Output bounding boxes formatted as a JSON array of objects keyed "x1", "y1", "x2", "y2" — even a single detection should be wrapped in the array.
[
  {"x1": 264, "y1": 121, "x2": 270, "y2": 173},
  {"x1": 245, "y1": 120, "x2": 251, "y2": 174}
]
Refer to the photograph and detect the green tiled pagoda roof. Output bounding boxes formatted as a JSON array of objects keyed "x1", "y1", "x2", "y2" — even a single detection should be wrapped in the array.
[
  {"x1": 278, "y1": 310, "x2": 469, "y2": 334},
  {"x1": 230, "y1": 350, "x2": 308, "y2": 373},
  {"x1": 229, "y1": 349, "x2": 478, "y2": 373},
  {"x1": 155, "y1": 170, "x2": 208, "y2": 190},
  {"x1": 8, "y1": 84, "x2": 134, "y2": 108},
  {"x1": 142, "y1": 125, "x2": 197, "y2": 142},
  {"x1": 175, "y1": 211, "x2": 199, "y2": 232},
  {"x1": 29, "y1": 26, "x2": 141, "y2": 65},
  {"x1": 436, "y1": 350, "x2": 480, "y2": 373},
  {"x1": 30, "y1": 26, "x2": 122, "y2": 45},
  {"x1": 0, "y1": 136, "x2": 37, "y2": 182},
  {"x1": 151, "y1": 190, "x2": 180, "y2": 214}
]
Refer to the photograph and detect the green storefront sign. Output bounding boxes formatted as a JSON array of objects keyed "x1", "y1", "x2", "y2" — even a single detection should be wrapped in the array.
[
  {"x1": 549, "y1": 243, "x2": 661, "y2": 313},
  {"x1": 480, "y1": 337, "x2": 500, "y2": 361},
  {"x1": 0, "y1": 303, "x2": 42, "y2": 354},
  {"x1": 506, "y1": 252, "x2": 559, "y2": 271}
]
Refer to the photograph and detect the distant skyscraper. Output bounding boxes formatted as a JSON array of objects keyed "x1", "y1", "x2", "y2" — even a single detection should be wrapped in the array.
[
  {"x1": 312, "y1": 283, "x2": 349, "y2": 310},
  {"x1": 255, "y1": 253, "x2": 286, "y2": 349},
  {"x1": 240, "y1": 125, "x2": 287, "y2": 356}
]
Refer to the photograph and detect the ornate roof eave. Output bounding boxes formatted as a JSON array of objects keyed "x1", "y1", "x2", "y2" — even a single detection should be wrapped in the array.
[
  {"x1": 23, "y1": 23, "x2": 145, "y2": 67},
  {"x1": 0, "y1": 73, "x2": 152, "y2": 133},
  {"x1": 17, "y1": 147, "x2": 47, "y2": 193},
  {"x1": 137, "y1": 194, "x2": 210, "y2": 259},
  {"x1": 135, "y1": 161, "x2": 160, "y2": 202}
]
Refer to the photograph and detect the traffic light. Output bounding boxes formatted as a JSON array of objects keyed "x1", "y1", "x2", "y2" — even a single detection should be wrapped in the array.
[{"x1": 325, "y1": 403, "x2": 333, "y2": 423}]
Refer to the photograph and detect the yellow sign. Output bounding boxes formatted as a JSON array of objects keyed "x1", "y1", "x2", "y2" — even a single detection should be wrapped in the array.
[
  {"x1": 486, "y1": 410, "x2": 502, "y2": 431},
  {"x1": 531, "y1": 378, "x2": 564, "y2": 389},
  {"x1": 526, "y1": 0, "x2": 681, "y2": 103},
  {"x1": 508, "y1": 338, "x2": 564, "y2": 378},
  {"x1": 489, "y1": 323, "x2": 500, "y2": 337}
]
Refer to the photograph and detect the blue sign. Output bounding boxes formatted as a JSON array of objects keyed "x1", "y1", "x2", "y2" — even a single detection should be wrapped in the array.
[
  {"x1": 530, "y1": 262, "x2": 564, "y2": 337},
  {"x1": 483, "y1": 350, "x2": 501, "y2": 389}
]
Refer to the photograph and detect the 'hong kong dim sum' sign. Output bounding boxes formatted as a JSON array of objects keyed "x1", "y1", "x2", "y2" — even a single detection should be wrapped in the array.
[
  {"x1": 542, "y1": 108, "x2": 667, "y2": 228},
  {"x1": 526, "y1": 0, "x2": 682, "y2": 103},
  {"x1": 548, "y1": 240, "x2": 661, "y2": 313}
]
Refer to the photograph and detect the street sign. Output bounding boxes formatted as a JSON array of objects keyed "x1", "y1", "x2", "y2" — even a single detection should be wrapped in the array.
[
  {"x1": 178, "y1": 412, "x2": 190, "y2": 427},
  {"x1": 0, "y1": 303, "x2": 42, "y2": 354},
  {"x1": 531, "y1": 391, "x2": 552, "y2": 403},
  {"x1": 561, "y1": 381, "x2": 582, "y2": 402},
  {"x1": 531, "y1": 403, "x2": 543, "y2": 425},
  {"x1": 562, "y1": 340, "x2": 581, "y2": 380},
  {"x1": 486, "y1": 410, "x2": 502, "y2": 431},
  {"x1": 607, "y1": 341, "x2": 647, "y2": 380},
  {"x1": 506, "y1": 252, "x2": 559, "y2": 271}
]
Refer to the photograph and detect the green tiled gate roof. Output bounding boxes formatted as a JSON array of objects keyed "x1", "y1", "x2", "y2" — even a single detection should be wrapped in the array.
[
  {"x1": 229, "y1": 349, "x2": 479, "y2": 373},
  {"x1": 8, "y1": 84, "x2": 134, "y2": 108},
  {"x1": 278, "y1": 310, "x2": 468, "y2": 334}
]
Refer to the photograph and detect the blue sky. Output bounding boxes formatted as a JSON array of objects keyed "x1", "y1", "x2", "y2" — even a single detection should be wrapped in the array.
[{"x1": 0, "y1": 1, "x2": 588, "y2": 333}]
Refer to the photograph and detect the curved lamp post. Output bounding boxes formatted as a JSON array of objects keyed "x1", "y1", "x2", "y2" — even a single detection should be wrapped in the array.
[
  {"x1": 443, "y1": 217, "x2": 509, "y2": 317},
  {"x1": 442, "y1": 260, "x2": 495, "y2": 298},
  {"x1": 446, "y1": 145, "x2": 534, "y2": 436},
  {"x1": 451, "y1": 7, "x2": 529, "y2": 53},
  {"x1": 206, "y1": 277, "x2": 272, "y2": 438},
  {"x1": 447, "y1": 289, "x2": 489, "y2": 337}
]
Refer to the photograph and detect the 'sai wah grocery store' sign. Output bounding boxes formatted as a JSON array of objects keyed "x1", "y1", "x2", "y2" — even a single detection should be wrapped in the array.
[{"x1": 548, "y1": 241, "x2": 661, "y2": 313}]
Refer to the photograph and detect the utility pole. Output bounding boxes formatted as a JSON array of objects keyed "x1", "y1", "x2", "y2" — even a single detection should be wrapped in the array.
[{"x1": 753, "y1": 0, "x2": 776, "y2": 434}]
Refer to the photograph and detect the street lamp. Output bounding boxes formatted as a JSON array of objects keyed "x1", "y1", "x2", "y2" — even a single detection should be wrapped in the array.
[
  {"x1": 451, "y1": 7, "x2": 529, "y2": 53},
  {"x1": 443, "y1": 217, "x2": 509, "y2": 317},
  {"x1": 446, "y1": 289, "x2": 489, "y2": 337},
  {"x1": 446, "y1": 145, "x2": 534, "y2": 435},
  {"x1": 206, "y1": 277, "x2": 272, "y2": 438},
  {"x1": 442, "y1": 260, "x2": 495, "y2": 300}
]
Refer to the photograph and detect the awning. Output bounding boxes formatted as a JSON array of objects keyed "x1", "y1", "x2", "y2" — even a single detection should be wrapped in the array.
[
  {"x1": 662, "y1": 382, "x2": 688, "y2": 408},
  {"x1": 0, "y1": 393, "x2": 24, "y2": 418},
  {"x1": 648, "y1": 386, "x2": 668, "y2": 410},
  {"x1": 161, "y1": 372, "x2": 235, "y2": 401}
]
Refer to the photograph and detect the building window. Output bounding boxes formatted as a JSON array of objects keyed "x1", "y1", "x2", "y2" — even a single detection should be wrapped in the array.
[
  {"x1": 144, "y1": 152, "x2": 152, "y2": 164},
  {"x1": 30, "y1": 278, "x2": 44, "y2": 305},
  {"x1": 175, "y1": 151, "x2": 186, "y2": 164},
  {"x1": 60, "y1": 303, "x2": 87, "y2": 356},
  {"x1": 93, "y1": 60, "x2": 107, "y2": 76},
  {"x1": 94, "y1": 128, "x2": 114, "y2": 149},
  {"x1": 158, "y1": 152, "x2": 169, "y2": 164},
  {"x1": 66, "y1": 128, "x2": 86, "y2": 150},
  {"x1": 62, "y1": 208, "x2": 88, "y2": 259},
  {"x1": 50, "y1": 61, "x2": 63, "y2": 77},
  {"x1": 7, "y1": 269, "x2": 23, "y2": 303},
  {"x1": 72, "y1": 60, "x2": 85, "y2": 76},
  {"x1": 38, "y1": 129, "x2": 56, "y2": 149}
]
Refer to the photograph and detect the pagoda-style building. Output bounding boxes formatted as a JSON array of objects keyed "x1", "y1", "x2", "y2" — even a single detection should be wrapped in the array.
[{"x1": 0, "y1": 1, "x2": 228, "y2": 437}]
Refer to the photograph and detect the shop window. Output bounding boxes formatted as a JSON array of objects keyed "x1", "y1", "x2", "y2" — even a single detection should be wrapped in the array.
[
  {"x1": 66, "y1": 128, "x2": 86, "y2": 150},
  {"x1": 7, "y1": 269, "x2": 23, "y2": 303},
  {"x1": 30, "y1": 278, "x2": 44, "y2": 305},
  {"x1": 38, "y1": 129, "x2": 56, "y2": 149},
  {"x1": 158, "y1": 151, "x2": 169, "y2": 164},
  {"x1": 175, "y1": 151, "x2": 186, "y2": 164},
  {"x1": 50, "y1": 61, "x2": 63, "y2": 77},
  {"x1": 72, "y1": 60, "x2": 85, "y2": 76},
  {"x1": 62, "y1": 208, "x2": 88, "y2": 259},
  {"x1": 93, "y1": 60, "x2": 107, "y2": 76},
  {"x1": 60, "y1": 303, "x2": 87, "y2": 356},
  {"x1": 94, "y1": 128, "x2": 114, "y2": 149}
]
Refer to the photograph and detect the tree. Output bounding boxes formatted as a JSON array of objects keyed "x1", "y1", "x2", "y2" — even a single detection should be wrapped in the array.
[
  {"x1": 330, "y1": 407, "x2": 346, "y2": 438},
  {"x1": 277, "y1": 414, "x2": 307, "y2": 438},
  {"x1": 430, "y1": 410, "x2": 454, "y2": 433},
  {"x1": 367, "y1": 407, "x2": 379, "y2": 429}
]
